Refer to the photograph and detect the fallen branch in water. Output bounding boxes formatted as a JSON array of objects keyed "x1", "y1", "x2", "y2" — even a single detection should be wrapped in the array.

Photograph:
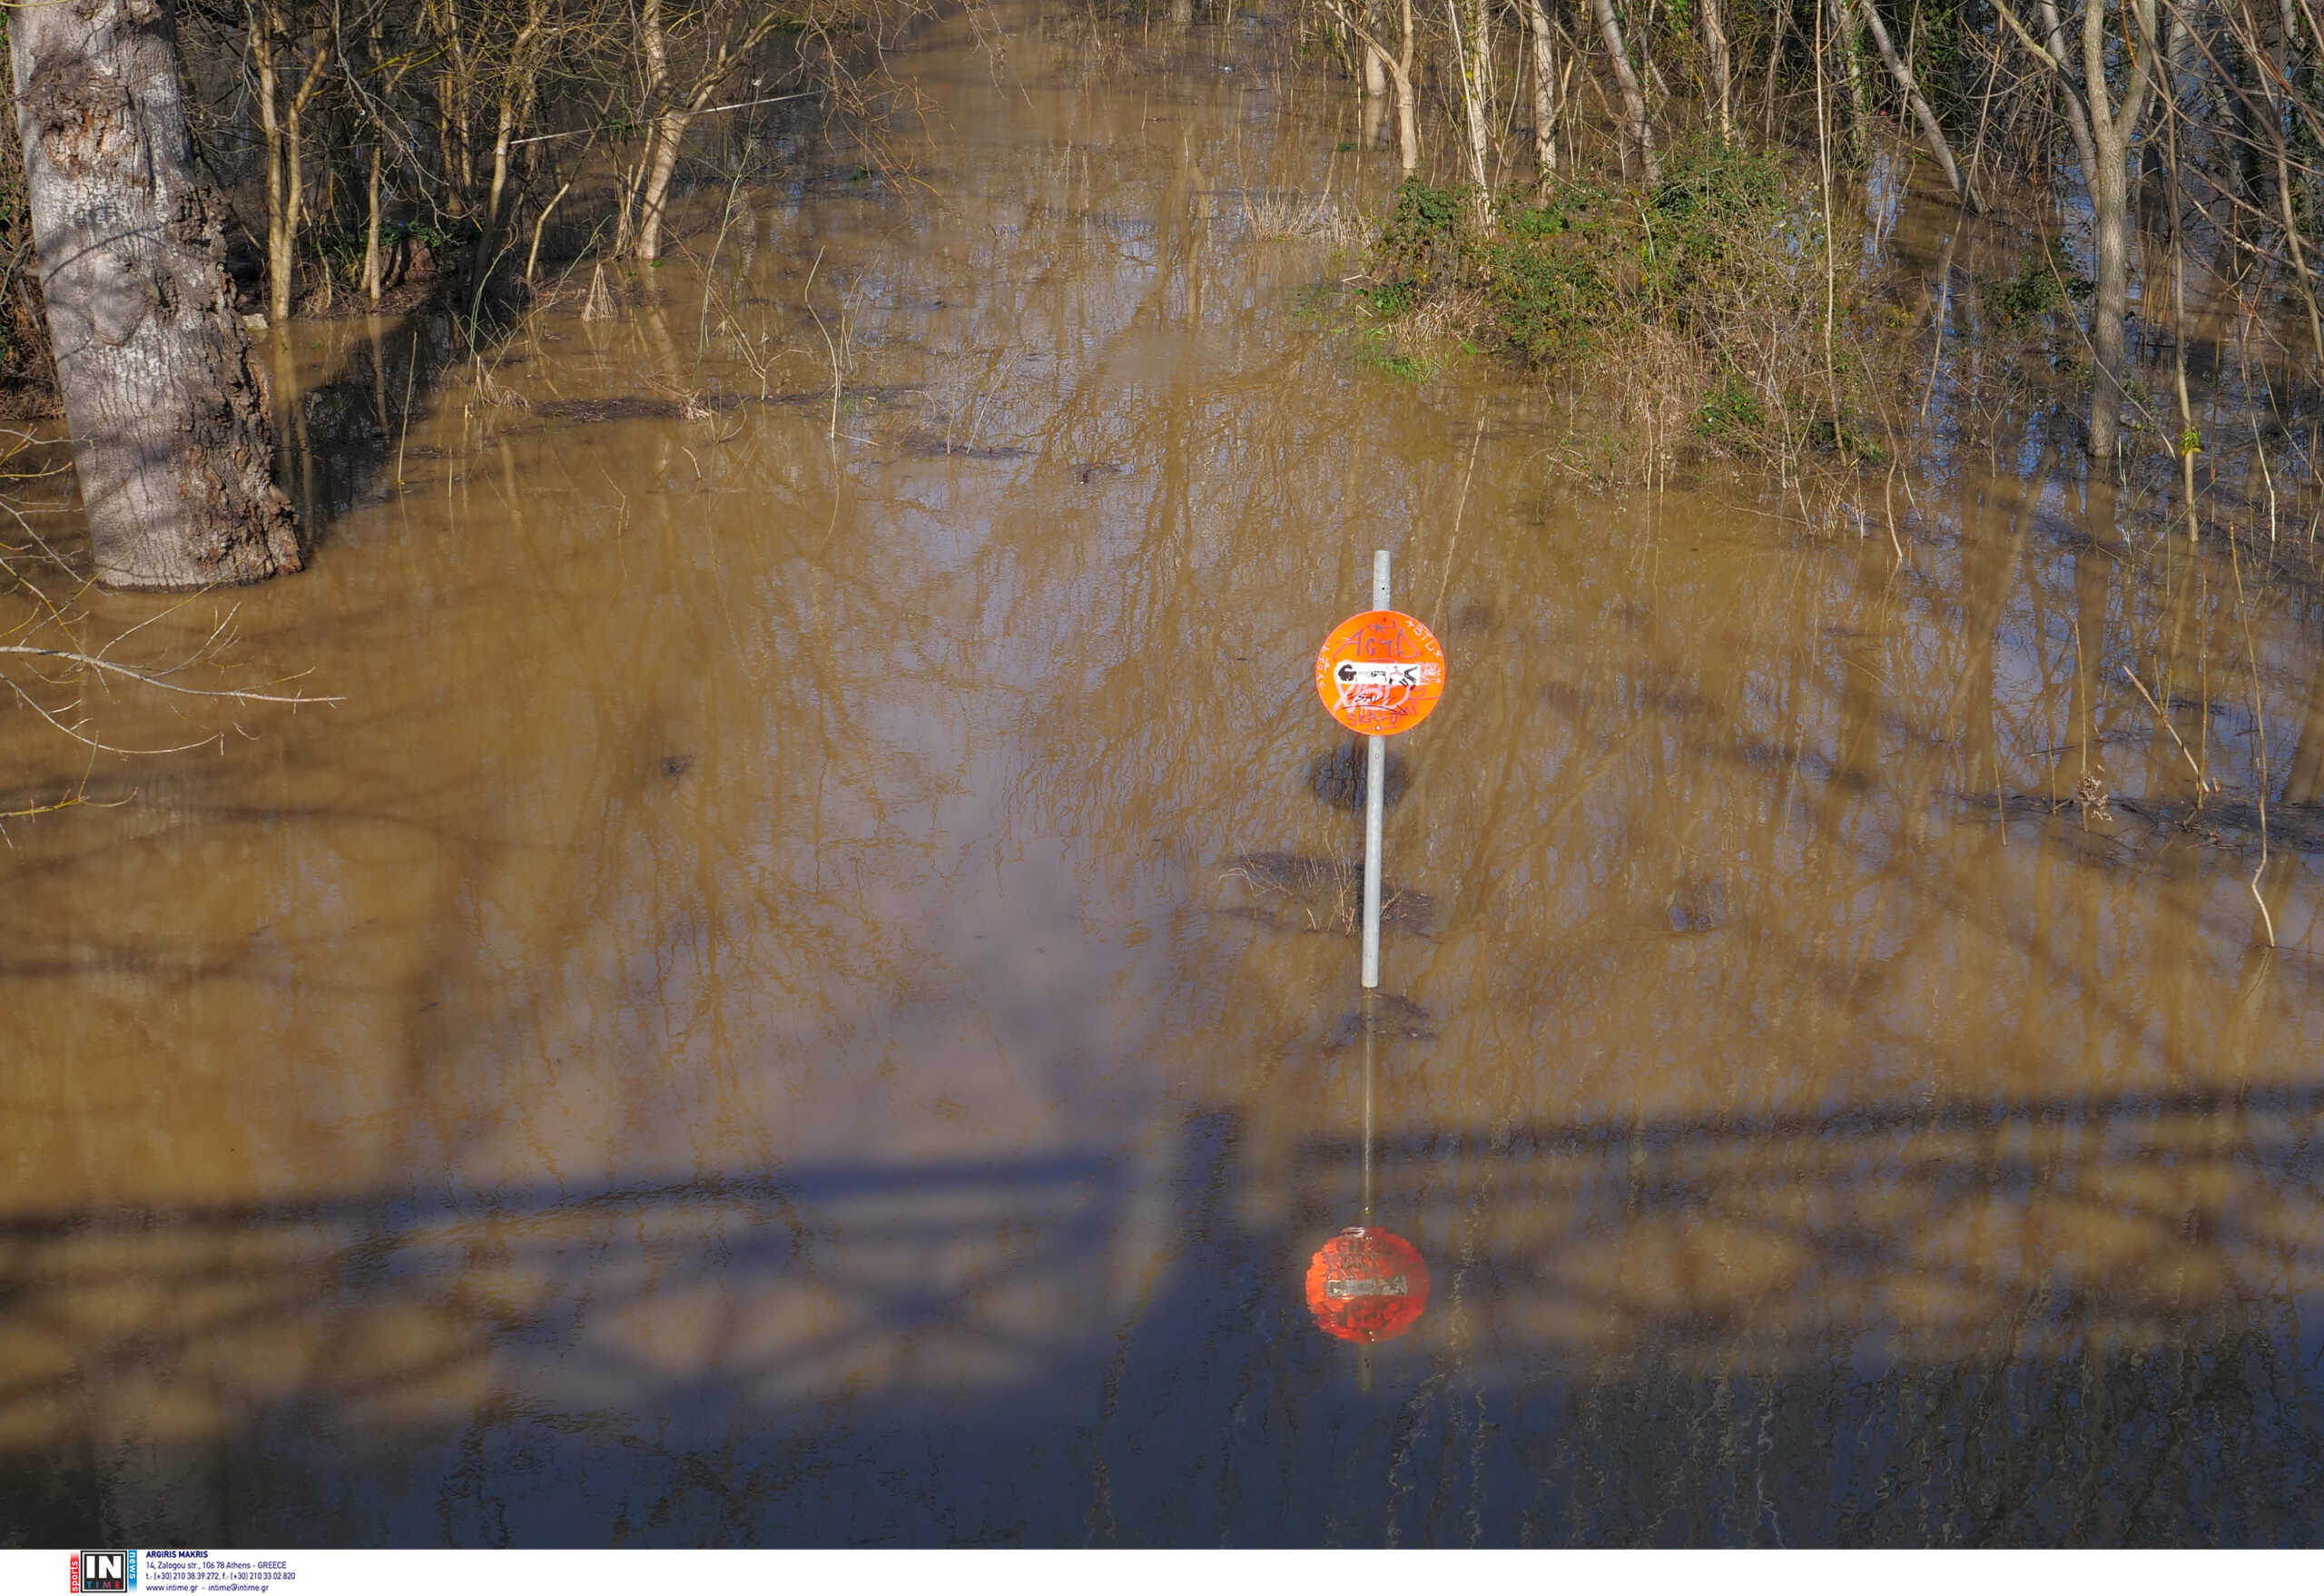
[{"x1": 0, "y1": 645, "x2": 341, "y2": 705}]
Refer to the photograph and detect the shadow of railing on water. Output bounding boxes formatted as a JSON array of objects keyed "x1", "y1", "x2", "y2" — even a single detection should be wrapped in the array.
[{"x1": 2, "y1": 1090, "x2": 2322, "y2": 1547}]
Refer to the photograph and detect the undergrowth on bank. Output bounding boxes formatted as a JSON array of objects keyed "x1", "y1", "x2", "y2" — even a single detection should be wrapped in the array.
[{"x1": 1345, "y1": 139, "x2": 1903, "y2": 477}]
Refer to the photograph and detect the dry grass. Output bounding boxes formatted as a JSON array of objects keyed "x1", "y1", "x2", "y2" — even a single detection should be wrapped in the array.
[
  {"x1": 1218, "y1": 850, "x2": 1436, "y2": 936},
  {"x1": 1240, "y1": 187, "x2": 1364, "y2": 247}
]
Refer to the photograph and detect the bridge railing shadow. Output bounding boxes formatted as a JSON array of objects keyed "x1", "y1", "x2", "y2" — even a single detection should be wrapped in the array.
[{"x1": 3, "y1": 1082, "x2": 2322, "y2": 1546}]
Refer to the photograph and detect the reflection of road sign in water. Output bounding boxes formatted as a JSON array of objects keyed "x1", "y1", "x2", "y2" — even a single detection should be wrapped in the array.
[
  {"x1": 1315, "y1": 610, "x2": 1446, "y2": 735},
  {"x1": 1305, "y1": 1227, "x2": 1430, "y2": 1343}
]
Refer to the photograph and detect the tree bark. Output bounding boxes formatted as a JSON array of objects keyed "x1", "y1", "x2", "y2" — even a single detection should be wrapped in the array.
[
  {"x1": 1702, "y1": 0, "x2": 1735, "y2": 138},
  {"x1": 1594, "y1": 0, "x2": 1659, "y2": 182},
  {"x1": 1528, "y1": 0, "x2": 1561, "y2": 183},
  {"x1": 2078, "y1": 0, "x2": 2156, "y2": 459},
  {"x1": 1445, "y1": 0, "x2": 1496, "y2": 226},
  {"x1": 1831, "y1": 0, "x2": 1871, "y2": 155},
  {"x1": 1763, "y1": 0, "x2": 1793, "y2": 136},
  {"x1": 364, "y1": 143, "x2": 383, "y2": 303},
  {"x1": 10, "y1": 0, "x2": 300, "y2": 588}
]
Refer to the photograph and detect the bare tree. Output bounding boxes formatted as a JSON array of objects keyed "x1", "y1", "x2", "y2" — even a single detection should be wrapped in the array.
[
  {"x1": 1444, "y1": 0, "x2": 1495, "y2": 221},
  {"x1": 1703, "y1": 0, "x2": 1736, "y2": 138},
  {"x1": 1594, "y1": 0, "x2": 1659, "y2": 182},
  {"x1": 1331, "y1": 0, "x2": 1422, "y2": 172},
  {"x1": 249, "y1": 0, "x2": 330, "y2": 324},
  {"x1": 620, "y1": 0, "x2": 792, "y2": 261},
  {"x1": 1846, "y1": 0, "x2": 1982, "y2": 210},
  {"x1": 1994, "y1": 0, "x2": 2158, "y2": 458},
  {"x1": 1526, "y1": 0, "x2": 1562, "y2": 184}
]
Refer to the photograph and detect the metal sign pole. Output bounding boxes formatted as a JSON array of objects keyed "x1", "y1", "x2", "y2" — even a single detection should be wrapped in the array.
[{"x1": 1361, "y1": 549, "x2": 1389, "y2": 991}]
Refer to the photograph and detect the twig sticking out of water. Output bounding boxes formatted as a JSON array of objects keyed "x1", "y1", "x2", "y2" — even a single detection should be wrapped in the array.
[
  {"x1": 804, "y1": 244, "x2": 842, "y2": 443},
  {"x1": 581, "y1": 262, "x2": 615, "y2": 322},
  {"x1": 2120, "y1": 664, "x2": 2212, "y2": 803},
  {"x1": 2226, "y1": 528, "x2": 2278, "y2": 950}
]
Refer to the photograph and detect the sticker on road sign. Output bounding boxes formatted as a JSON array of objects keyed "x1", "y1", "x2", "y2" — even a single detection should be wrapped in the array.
[{"x1": 1315, "y1": 609, "x2": 1446, "y2": 735}]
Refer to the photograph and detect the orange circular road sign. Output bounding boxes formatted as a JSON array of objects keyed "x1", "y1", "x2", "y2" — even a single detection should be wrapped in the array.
[
  {"x1": 1315, "y1": 610, "x2": 1446, "y2": 735},
  {"x1": 1305, "y1": 1227, "x2": 1431, "y2": 1343}
]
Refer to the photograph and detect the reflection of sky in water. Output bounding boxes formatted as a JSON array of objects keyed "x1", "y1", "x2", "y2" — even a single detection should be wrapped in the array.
[{"x1": 2, "y1": 5, "x2": 2322, "y2": 1548}]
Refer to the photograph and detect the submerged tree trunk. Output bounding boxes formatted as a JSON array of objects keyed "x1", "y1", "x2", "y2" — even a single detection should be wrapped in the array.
[
  {"x1": 1332, "y1": 0, "x2": 1420, "y2": 172},
  {"x1": 363, "y1": 143, "x2": 383, "y2": 303},
  {"x1": 10, "y1": 0, "x2": 300, "y2": 588}
]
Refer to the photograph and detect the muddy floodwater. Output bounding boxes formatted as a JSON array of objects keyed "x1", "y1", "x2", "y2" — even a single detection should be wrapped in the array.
[{"x1": 6, "y1": 12, "x2": 2324, "y2": 1548}]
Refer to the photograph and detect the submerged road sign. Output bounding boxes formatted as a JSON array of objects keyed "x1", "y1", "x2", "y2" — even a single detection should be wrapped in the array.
[{"x1": 1315, "y1": 609, "x2": 1447, "y2": 736}]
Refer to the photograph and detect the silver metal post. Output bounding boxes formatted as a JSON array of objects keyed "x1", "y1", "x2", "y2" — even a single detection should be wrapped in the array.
[{"x1": 1361, "y1": 549, "x2": 1390, "y2": 990}]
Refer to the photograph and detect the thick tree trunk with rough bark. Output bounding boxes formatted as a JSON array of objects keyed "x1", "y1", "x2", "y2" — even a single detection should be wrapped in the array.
[{"x1": 11, "y1": 0, "x2": 300, "y2": 588}]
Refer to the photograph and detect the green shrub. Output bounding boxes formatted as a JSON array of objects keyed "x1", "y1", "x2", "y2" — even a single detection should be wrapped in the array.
[
  {"x1": 1694, "y1": 372, "x2": 1766, "y2": 446},
  {"x1": 1987, "y1": 243, "x2": 2093, "y2": 323},
  {"x1": 1344, "y1": 138, "x2": 1885, "y2": 462}
]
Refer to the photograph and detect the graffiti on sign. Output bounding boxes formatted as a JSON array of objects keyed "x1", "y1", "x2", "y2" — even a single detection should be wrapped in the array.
[{"x1": 1314, "y1": 610, "x2": 1447, "y2": 735}]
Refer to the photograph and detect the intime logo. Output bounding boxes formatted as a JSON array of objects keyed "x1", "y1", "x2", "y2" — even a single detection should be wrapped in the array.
[{"x1": 70, "y1": 1551, "x2": 135, "y2": 1592}]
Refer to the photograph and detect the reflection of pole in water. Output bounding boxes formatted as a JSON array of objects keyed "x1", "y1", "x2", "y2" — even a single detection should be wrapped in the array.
[
  {"x1": 1361, "y1": 993, "x2": 1377, "y2": 1228},
  {"x1": 1359, "y1": 993, "x2": 1378, "y2": 1393}
]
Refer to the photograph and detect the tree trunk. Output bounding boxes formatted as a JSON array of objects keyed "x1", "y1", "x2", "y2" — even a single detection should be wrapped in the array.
[
  {"x1": 2077, "y1": 0, "x2": 2155, "y2": 460},
  {"x1": 1528, "y1": 0, "x2": 1561, "y2": 183},
  {"x1": 634, "y1": 109, "x2": 694, "y2": 263},
  {"x1": 1445, "y1": 0, "x2": 1496, "y2": 226},
  {"x1": 1393, "y1": 0, "x2": 1419, "y2": 174},
  {"x1": 2087, "y1": 124, "x2": 2134, "y2": 458},
  {"x1": 1848, "y1": 0, "x2": 1980, "y2": 209},
  {"x1": 1763, "y1": 0, "x2": 1793, "y2": 136},
  {"x1": 10, "y1": 0, "x2": 300, "y2": 589},
  {"x1": 625, "y1": 0, "x2": 677, "y2": 260},
  {"x1": 474, "y1": 3, "x2": 546, "y2": 289},
  {"x1": 1594, "y1": 0, "x2": 1659, "y2": 182},
  {"x1": 364, "y1": 143, "x2": 383, "y2": 304},
  {"x1": 1702, "y1": 0, "x2": 1735, "y2": 138},
  {"x1": 251, "y1": 5, "x2": 328, "y2": 326},
  {"x1": 1831, "y1": 0, "x2": 1870, "y2": 155},
  {"x1": 1331, "y1": 0, "x2": 1419, "y2": 171}
]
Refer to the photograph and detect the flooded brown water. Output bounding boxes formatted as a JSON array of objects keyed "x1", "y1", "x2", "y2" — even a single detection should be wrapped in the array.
[{"x1": 5, "y1": 10, "x2": 2324, "y2": 1547}]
